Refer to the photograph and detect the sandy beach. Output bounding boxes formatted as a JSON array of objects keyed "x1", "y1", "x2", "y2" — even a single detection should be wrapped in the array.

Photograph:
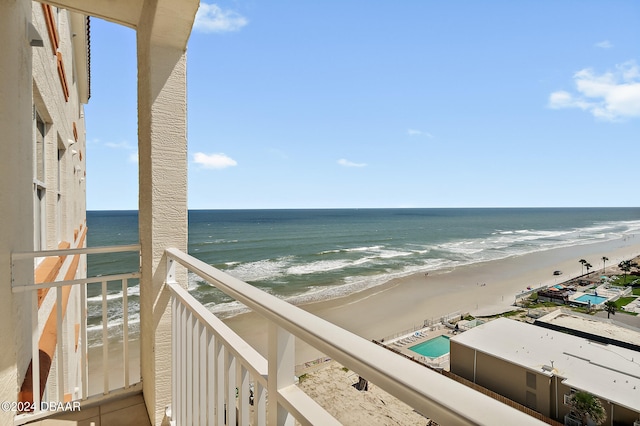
[{"x1": 224, "y1": 236, "x2": 640, "y2": 364}]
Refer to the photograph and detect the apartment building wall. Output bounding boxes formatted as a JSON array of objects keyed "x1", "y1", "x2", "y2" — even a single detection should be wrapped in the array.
[
  {"x1": 450, "y1": 341, "x2": 553, "y2": 417},
  {"x1": 0, "y1": 1, "x2": 88, "y2": 420}
]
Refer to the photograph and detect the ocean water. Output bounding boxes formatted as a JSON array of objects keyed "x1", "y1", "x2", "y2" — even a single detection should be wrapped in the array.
[{"x1": 85, "y1": 208, "x2": 640, "y2": 342}]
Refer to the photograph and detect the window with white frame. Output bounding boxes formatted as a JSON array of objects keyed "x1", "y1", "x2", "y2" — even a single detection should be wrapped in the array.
[{"x1": 34, "y1": 109, "x2": 47, "y2": 251}]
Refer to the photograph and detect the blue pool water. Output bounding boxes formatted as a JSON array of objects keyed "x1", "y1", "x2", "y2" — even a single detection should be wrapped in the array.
[
  {"x1": 575, "y1": 294, "x2": 607, "y2": 305},
  {"x1": 409, "y1": 336, "x2": 450, "y2": 358}
]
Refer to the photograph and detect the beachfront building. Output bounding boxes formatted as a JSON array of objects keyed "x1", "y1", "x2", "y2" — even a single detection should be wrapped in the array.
[
  {"x1": 450, "y1": 318, "x2": 640, "y2": 425},
  {"x1": 1, "y1": 1, "x2": 549, "y2": 425}
]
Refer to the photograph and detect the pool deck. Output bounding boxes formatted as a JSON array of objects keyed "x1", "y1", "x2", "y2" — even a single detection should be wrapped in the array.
[
  {"x1": 568, "y1": 283, "x2": 629, "y2": 306},
  {"x1": 383, "y1": 325, "x2": 453, "y2": 370}
]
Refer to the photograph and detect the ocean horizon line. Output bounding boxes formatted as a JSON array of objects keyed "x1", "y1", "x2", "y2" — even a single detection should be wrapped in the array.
[{"x1": 87, "y1": 206, "x2": 640, "y2": 213}]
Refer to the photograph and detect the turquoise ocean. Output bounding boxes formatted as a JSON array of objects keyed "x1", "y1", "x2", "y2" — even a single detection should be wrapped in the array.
[{"x1": 85, "y1": 208, "x2": 640, "y2": 343}]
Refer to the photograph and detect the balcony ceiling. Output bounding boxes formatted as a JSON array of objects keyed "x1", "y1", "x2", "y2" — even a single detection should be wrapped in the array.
[{"x1": 42, "y1": 0, "x2": 199, "y2": 49}]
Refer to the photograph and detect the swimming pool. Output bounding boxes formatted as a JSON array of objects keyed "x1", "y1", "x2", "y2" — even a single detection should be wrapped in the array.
[
  {"x1": 575, "y1": 294, "x2": 607, "y2": 305},
  {"x1": 409, "y1": 335, "x2": 450, "y2": 359}
]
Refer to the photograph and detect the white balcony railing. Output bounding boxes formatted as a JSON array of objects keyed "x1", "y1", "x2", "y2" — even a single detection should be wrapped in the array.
[
  {"x1": 11, "y1": 244, "x2": 141, "y2": 426},
  {"x1": 165, "y1": 248, "x2": 548, "y2": 426}
]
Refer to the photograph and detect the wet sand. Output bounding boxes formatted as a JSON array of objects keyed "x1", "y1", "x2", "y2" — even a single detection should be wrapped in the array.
[{"x1": 224, "y1": 236, "x2": 640, "y2": 364}]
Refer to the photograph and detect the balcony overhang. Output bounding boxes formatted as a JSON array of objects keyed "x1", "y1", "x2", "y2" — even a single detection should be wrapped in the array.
[{"x1": 42, "y1": 0, "x2": 198, "y2": 50}]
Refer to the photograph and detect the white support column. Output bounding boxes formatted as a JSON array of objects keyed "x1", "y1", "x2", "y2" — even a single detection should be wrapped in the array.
[
  {"x1": 268, "y1": 323, "x2": 295, "y2": 426},
  {"x1": 0, "y1": 2, "x2": 36, "y2": 425},
  {"x1": 137, "y1": 0, "x2": 189, "y2": 422}
]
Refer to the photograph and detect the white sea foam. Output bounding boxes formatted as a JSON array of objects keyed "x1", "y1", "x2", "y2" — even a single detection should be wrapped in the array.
[{"x1": 287, "y1": 259, "x2": 352, "y2": 275}]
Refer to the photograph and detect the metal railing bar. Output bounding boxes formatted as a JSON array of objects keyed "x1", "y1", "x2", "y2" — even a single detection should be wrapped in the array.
[
  {"x1": 11, "y1": 244, "x2": 141, "y2": 260},
  {"x1": 80, "y1": 281, "x2": 88, "y2": 400},
  {"x1": 122, "y1": 278, "x2": 130, "y2": 389},
  {"x1": 12, "y1": 272, "x2": 140, "y2": 293},
  {"x1": 31, "y1": 291, "x2": 41, "y2": 412},
  {"x1": 101, "y1": 281, "x2": 109, "y2": 395},
  {"x1": 56, "y1": 286, "x2": 64, "y2": 402},
  {"x1": 277, "y1": 384, "x2": 341, "y2": 426}
]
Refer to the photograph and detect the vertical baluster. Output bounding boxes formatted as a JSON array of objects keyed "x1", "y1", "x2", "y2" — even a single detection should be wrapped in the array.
[
  {"x1": 31, "y1": 290, "x2": 41, "y2": 412},
  {"x1": 166, "y1": 259, "x2": 177, "y2": 423},
  {"x1": 190, "y1": 314, "x2": 198, "y2": 425},
  {"x1": 207, "y1": 330, "x2": 215, "y2": 424},
  {"x1": 238, "y1": 365, "x2": 249, "y2": 425},
  {"x1": 171, "y1": 296, "x2": 178, "y2": 425},
  {"x1": 268, "y1": 323, "x2": 295, "y2": 425},
  {"x1": 122, "y1": 278, "x2": 129, "y2": 388},
  {"x1": 180, "y1": 303, "x2": 187, "y2": 426},
  {"x1": 226, "y1": 351, "x2": 236, "y2": 426},
  {"x1": 101, "y1": 280, "x2": 109, "y2": 394},
  {"x1": 56, "y1": 285, "x2": 65, "y2": 402},
  {"x1": 199, "y1": 324, "x2": 207, "y2": 426},
  {"x1": 80, "y1": 281, "x2": 88, "y2": 400},
  {"x1": 215, "y1": 339, "x2": 224, "y2": 425},
  {"x1": 256, "y1": 381, "x2": 266, "y2": 426}
]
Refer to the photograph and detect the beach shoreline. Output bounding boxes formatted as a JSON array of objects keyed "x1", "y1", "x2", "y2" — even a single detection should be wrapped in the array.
[{"x1": 224, "y1": 235, "x2": 640, "y2": 364}]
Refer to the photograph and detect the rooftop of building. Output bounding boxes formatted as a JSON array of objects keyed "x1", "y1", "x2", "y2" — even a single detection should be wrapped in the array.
[
  {"x1": 536, "y1": 309, "x2": 640, "y2": 348},
  {"x1": 451, "y1": 317, "x2": 640, "y2": 413}
]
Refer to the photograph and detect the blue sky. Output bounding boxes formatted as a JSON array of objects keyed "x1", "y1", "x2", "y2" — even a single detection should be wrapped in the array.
[{"x1": 85, "y1": 1, "x2": 640, "y2": 210}]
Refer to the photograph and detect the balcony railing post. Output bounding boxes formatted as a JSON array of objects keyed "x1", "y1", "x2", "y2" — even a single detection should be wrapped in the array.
[
  {"x1": 268, "y1": 323, "x2": 295, "y2": 426},
  {"x1": 166, "y1": 257, "x2": 177, "y2": 285}
]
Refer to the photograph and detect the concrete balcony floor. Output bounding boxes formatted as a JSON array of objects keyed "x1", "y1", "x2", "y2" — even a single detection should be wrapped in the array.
[{"x1": 29, "y1": 393, "x2": 150, "y2": 426}]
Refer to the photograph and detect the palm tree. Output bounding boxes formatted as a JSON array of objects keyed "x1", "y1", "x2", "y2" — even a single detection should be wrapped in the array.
[
  {"x1": 579, "y1": 259, "x2": 587, "y2": 276},
  {"x1": 585, "y1": 262, "x2": 592, "y2": 275},
  {"x1": 619, "y1": 260, "x2": 632, "y2": 284},
  {"x1": 604, "y1": 301, "x2": 616, "y2": 319},
  {"x1": 568, "y1": 391, "x2": 606, "y2": 425},
  {"x1": 601, "y1": 256, "x2": 609, "y2": 274}
]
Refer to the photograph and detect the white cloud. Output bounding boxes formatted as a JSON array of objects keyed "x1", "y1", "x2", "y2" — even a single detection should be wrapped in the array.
[
  {"x1": 194, "y1": 3, "x2": 248, "y2": 33},
  {"x1": 193, "y1": 152, "x2": 238, "y2": 169},
  {"x1": 128, "y1": 152, "x2": 138, "y2": 163},
  {"x1": 595, "y1": 40, "x2": 613, "y2": 49},
  {"x1": 407, "y1": 129, "x2": 434, "y2": 138},
  {"x1": 105, "y1": 141, "x2": 133, "y2": 149},
  {"x1": 338, "y1": 158, "x2": 366, "y2": 168},
  {"x1": 548, "y1": 61, "x2": 640, "y2": 121}
]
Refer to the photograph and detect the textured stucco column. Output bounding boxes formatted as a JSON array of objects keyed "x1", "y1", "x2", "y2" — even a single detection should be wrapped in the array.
[
  {"x1": 137, "y1": 11, "x2": 189, "y2": 425},
  {"x1": 0, "y1": 1, "x2": 36, "y2": 424}
]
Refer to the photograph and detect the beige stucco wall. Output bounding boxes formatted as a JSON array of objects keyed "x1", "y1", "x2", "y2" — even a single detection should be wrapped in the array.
[
  {"x1": 32, "y1": 4, "x2": 87, "y2": 249},
  {"x1": 1, "y1": 2, "x2": 37, "y2": 424},
  {"x1": 0, "y1": 2, "x2": 88, "y2": 422},
  {"x1": 137, "y1": 2, "x2": 189, "y2": 421}
]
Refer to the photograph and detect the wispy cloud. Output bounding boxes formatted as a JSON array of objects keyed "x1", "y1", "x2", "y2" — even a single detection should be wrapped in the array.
[
  {"x1": 105, "y1": 141, "x2": 133, "y2": 149},
  {"x1": 407, "y1": 129, "x2": 434, "y2": 138},
  {"x1": 595, "y1": 40, "x2": 613, "y2": 49},
  {"x1": 104, "y1": 140, "x2": 138, "y2": 163},
  {"x1": 194, "y1": 3, "x2": 248, "y2": 33},
  {"x1": 548, "y1": 61, "x2": 640, "y2": 121},
  {"x1": 193, "y1": 152, "x2": 238, "y2": 169},
  {"x1": 338, "y1": 158, "x2": 366, "y2": 168}
]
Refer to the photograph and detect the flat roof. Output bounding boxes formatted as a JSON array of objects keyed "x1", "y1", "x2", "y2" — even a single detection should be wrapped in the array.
[
  {"x1": 451, "y1": 318, "x2": 640, "y2": 413},
  {"x1": 536, "y1": 309, "x2": 640, "y2": 348}
]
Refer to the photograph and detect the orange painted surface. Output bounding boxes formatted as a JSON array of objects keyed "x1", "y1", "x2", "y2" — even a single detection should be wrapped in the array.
[
  {"x1": 35, "y1": 241, "x2": 70, "y2": 307},
  {"x1": 19, "y1": 227, "x2": 87, "y2": 406},
  {"x1": 41, "y1": 4, "x2": 59, "y2": 55},
  {"x1": 74, "y1": 323, "x2": 80, "y2": 352}
]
